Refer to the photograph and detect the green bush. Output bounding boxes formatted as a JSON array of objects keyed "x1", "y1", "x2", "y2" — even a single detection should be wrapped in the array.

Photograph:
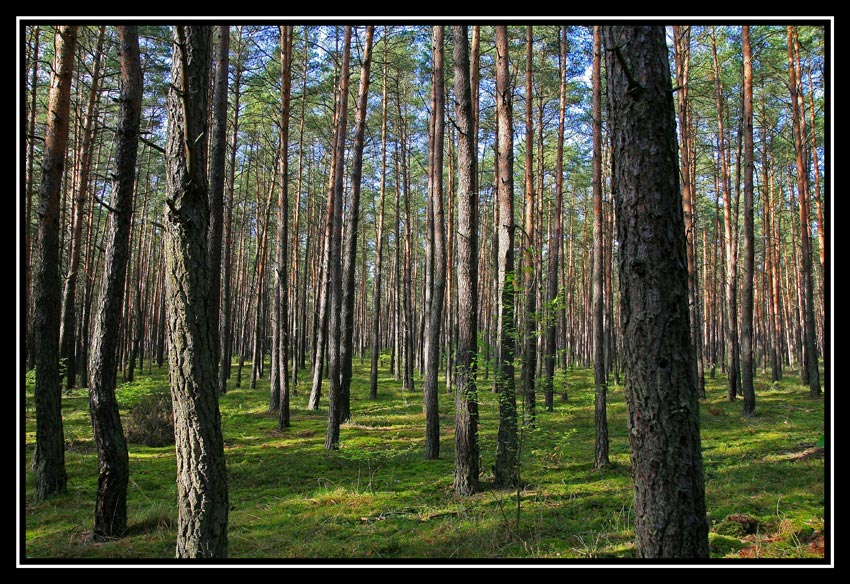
[
  {"x1": 124, "y1": 395, "x2": 174, "y2": 447},
  {"x1": 708, "y1": 533, "x2": 744, "y2": 557}
]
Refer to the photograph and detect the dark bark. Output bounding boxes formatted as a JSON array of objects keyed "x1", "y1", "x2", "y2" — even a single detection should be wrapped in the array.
[
  {"x1": 208, "y1": 25, "x2": 229, "y2": 376},
  {"x1": 543, "y1": 26, "x2": 567, "y2": 412},
  {"x1": 340, "y1": 25, "x2": 374, "y2": 424},
  {"x1": 32, "y1": 24, "x2": 77, "y2": 502},
  {"x1": 325, "y1": 26, "x2": 352, "y2": 450},
  {"x1": 741, "y1": 26, "x2": 756, "y2": 416},
  {"x1": 423, "y1": 25, "x2": 445, "y2": 459},
  {"x1": 603, "y1": 25, "x2": 709, "y2": 559},
  {"x1": 25, "y1": 25, "x2": 40, "y2": 372},
  {"x1": 452, "y1": 25, "x2": 479, "y2": 495},
  {"x1": 591, "y1": 26, "x2": 609, "y2": 469},
  {"x1": 164, "y1": 26, "x2": 228, "y2": 558},
  {"x1": 493, "y1": 26, "x2": 518, "y2": 490},
  {"x1": 86, "y1": 25, "x2": 142, "y2": 539}
]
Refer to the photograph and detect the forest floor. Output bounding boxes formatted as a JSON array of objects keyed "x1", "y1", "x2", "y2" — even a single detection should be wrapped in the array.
[{"x1": 22, "y1": 358, "x2": 827, "y2": 562}]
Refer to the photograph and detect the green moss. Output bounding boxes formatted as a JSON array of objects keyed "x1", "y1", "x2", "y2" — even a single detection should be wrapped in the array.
[
  {"x1": 23, "y1": 361, "x2": 825, "y2": 560},
  {"x1": 709, "y1": 533, "x2": 745, "y2": 557}
]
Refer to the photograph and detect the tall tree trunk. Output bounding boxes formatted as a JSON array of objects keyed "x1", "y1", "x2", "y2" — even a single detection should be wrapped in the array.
[
  {"x1": 787, "y1": 26, "x2": 821, "y2": 397},
  {"x1": 591, "y1": 26, "x2": 609, "y2": 469},
  {"x1": 369, "y1": 34, "x2": 390, "y2": 401},
  {"x1": 673, "y1": 25, "x2": 705, "y2": 399},
  {"x1": 86, "y1": 25, "x2": 142, "y2": 539},
  {"x1": 274, "y1": 25, "x2": 293, "y2": 428},
  {"x1": 325, "y1": 26, "x2": 352, "y2": 450},
  {"x1": 32, "y1": 24, "x2": 77, "y2": 502},
  {"x1": 219, "y1": 27, "x2": 243, "y2": 394},
  {"x1": 339, "y1": 25, "x2": 374, "y2": 424},
  {"x1": 164, "y1": 26, "x2": 228, "y2": 558},
  {"x1": 741, "y1": 26, "x2": 756, "y2": 416},
  {"x1": 423, "y1": 25, "x2": 445, "y2": 459},
  {"x1": 603, "y1": 25, "x2": 708, "y2": 559},
  {"x1": 452, "y1": 24, "x2": 479, "y2": 495},
  {"x1": 711, "y1": 28, "x2": 740, "y2": 401},
  {"x1": 521, "y1": 25, "x2": 537, "y2": 425},
  {"x1": 25, "y1": 25, "x2": 40, "y2": 371},
  {"x1": 208, "y1": 25, "x2": 229, "y2": 379},
  {"x1": 60, "y1": 25, "x2": 105, "y2": 390},
  {"x1": 543, "y1": 26, "x2": 566, "y2": 412},
  {"x1": 493, "y1": 26, "x2": 518, "y2": 489}
]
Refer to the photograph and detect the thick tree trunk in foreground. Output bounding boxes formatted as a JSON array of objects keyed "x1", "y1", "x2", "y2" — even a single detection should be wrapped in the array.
[
  {"x1": 452, "y1": 25, "x2": 479, "y2": 495},
  {"x1": 493, "y1": 26, "x2": 518, "y2": 489},
  {"x1": 164, "y1": 26, "x2": 228, "y2": 558},
  {"x1": 32, "y1": 24, "x2": 77, "y2": 502},
  {"x1": 87, "y1": 25, "x2": 142, "y2": 539},
  {"x1": 603, "y1": 25, "x2": 709, "y2": 559}
]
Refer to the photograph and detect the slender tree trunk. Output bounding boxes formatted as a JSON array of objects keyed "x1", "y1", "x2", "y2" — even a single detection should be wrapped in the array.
[
  {"x1": 86, "y1": 25, "x2": 142, "y2": 539},
  {"x1": 741, "y1": 26, "x2": 756, "y2": 416},
  {"x1": 325, "y1": 26, "x2": 352, "y2": 450},
  {"x1": 164, "y1": 26, "x2": 228, "y2": 558},
  {"x1": 25, "y1": 25, "x2": 40, "y2": 371},
  {"x1": 787, "y1": 26, "x2": 821, "y2": 397},
  {"x1": 521, "y1": 25, "x2": 537, "y2": 426},
  {"x1": 208, "y1": 25, "x2": 229, "y2": 380},
  {"x1": 219, "y1": 27, "x2": 243, "y2": 395},
  {"x1": 32, "y1": 24, "x2": 77, "y2": 502},
  {"x1": 603, "y1": 25, "x2": 708, "y2": 559},
  {"x1": 712, "y1": 28, "x2": 740, "y2": 401},
  {"x1": 274, "y1": 25, "x2": 293, "y2": 428},
  {"x1": 423, "y1": 25, "x2": 445, "y2": 459},
  {"x1": 452, "y1": 25, "x2": 479, "y2": 495},
  {"x1": 60, "y1": 25, "x2": 105, "y2": 390},
  {"x1": 369, "y1": 35, "x2": 390, "y2": 400},
  {"x1": 493, "y1": 26, "x2": 518, "y2": 490},
  {"x1": 591, "y1": 26, "x2": 609, "y2": 469},
  {"x1": 543, "y1": 26, "x2": 566, "y2": 412},
  {"x1": 339, "y1": 26, "x2": 374, "y2": 424}
]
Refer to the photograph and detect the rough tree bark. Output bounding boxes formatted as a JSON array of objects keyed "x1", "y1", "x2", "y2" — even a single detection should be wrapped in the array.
[
  {"x1": 452, "y1": 25, "x2": 479, "y2": 495},
  {"x1": 87, "y1": 25, "x2": 142, "y2": 539},
  {"x1": 493, "y1": 26, "x2": 518, "y2": 489},
  {"x1": 603, "y1": 25, "x2": 709, "y2": 559},
  {"x1": 164, "y1": 25, "x2": 228, "y2": 558},
  {"x1": 32, "y1": 24, "x2": 77, "y2": 502}
]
